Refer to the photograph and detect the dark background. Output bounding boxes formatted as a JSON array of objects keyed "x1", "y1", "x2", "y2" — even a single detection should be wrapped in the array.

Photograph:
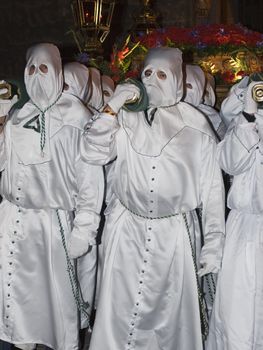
[{"x1": 0, "y1": 0, "x2": 262, "y2": 80}]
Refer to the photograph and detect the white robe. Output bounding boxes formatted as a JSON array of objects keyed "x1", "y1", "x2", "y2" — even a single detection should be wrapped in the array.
[
  {"x1": 0, "y1": 101, "x2": 104, "y2": 350},
  {"x1": 184, "y1": 64, "x2": 226, "y2": 140},
  {"x1": 81, "y1": 102, "x2": 225, "y2": 350},
  {"x1": 207, "y1": 114, "x2": 263, "y2": 350}
]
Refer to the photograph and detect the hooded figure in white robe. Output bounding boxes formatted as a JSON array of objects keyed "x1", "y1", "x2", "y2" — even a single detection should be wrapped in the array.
[
  {"x1": 184, "y1": 65, "x2": 222, "y2": 317},
  {"x1": 0, "y1": 43, "x2": 104, "y2": 350},
  {"x1": 207, "y1": 75, "x2": 263, "y2": 350},
  {"x1": 80, "y1": 47, "x2": 225, "y2": 350},
  {"x1": 63, "y1": 60, "x2": 105, "y2": 329},
  {"x1": 184, "y1": 64, "x2": 226, "y2": 139},
  {"x1": 63, "y1": 62, "x2": 104, "y2": 113},
  {"x1": 63, "y1": 64, "x2": 115, "y2": 314},
  {"x1": 63, "y1": 61, "x2": 92, "y2": 104}
]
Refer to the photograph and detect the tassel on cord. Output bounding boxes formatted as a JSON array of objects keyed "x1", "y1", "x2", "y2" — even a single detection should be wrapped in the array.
[
  {"x1": 56, "y1": 209, "x2": 91, "y2": 330},
  {"x1": 182, "y1": 213, "x2": 209, "y2": 341}
]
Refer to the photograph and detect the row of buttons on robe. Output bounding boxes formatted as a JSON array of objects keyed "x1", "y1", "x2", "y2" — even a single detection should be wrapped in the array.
[
  {"x1": 15, "y1": 166, "x2": 25, "y2": 206},
  {"x1": 126, "y1": 223, "x2": 154, "y2": 349},
  {"x1": 4, "y1": 218, "x2": 18, "y2": 331},
  {"x1": 4, "y1": 184, "x2": 22, "y2": 331},
  {"x1": 15, "y1": 170, "x2": 24, "y2": 237},
  {"x1": 148, "y1": 164, "x2": 157, "y2": 216}
]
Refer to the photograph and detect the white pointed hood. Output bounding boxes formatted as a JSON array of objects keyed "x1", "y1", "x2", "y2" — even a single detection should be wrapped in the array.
[
  {"x1": 184, "y1": 64, "x2": 205, "y2": 106},
  {"x1": 141, "y1": 47, "x2": 183, "y2": 107},
  {"x1": 63, "y1": 61, "x2": 92, "y2": 104},
  {"x1": 11, "y1": 43, "x2": 91, "y2": 165},
  {"x1": 24, "y1": 43, "x2": 63, "y2": 109}
]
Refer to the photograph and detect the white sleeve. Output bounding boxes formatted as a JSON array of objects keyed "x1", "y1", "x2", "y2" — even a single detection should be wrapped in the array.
[
  {"x1": 80, "y1": 112, "x2": 119, "y2": 165},
  {"x1": 198, "y1": 135, "x2": 226, "y2": 276},
  {"x1": 218, "y1": 115, "x2": 259, "y2": 176},
  {"x1": 72, "y1": 159, "x2": 104, "y2": 244},
  {"x1": 67, "y1": 157, "x2": 104, "y2": 259}
]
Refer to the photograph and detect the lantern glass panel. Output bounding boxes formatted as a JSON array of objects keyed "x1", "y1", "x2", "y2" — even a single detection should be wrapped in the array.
[
  {"x1": 100, "y1": 4, "x2": 109, "y2": 27},
  {"x1": 71, "y1": 0, "x2": 115, "y2": 53},
  {"x1": 81, "y1": 1, "x2": 96, "y2": 26},
  {"x1": 72, "y1": 2, "x2": 81, "y2": 27},
  {"x1": 100, "y1": 3, "x2": 114, "y2": 27}
]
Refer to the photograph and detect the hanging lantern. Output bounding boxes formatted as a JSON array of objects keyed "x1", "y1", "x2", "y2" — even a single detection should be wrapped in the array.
[
  {"x1": 71, "y1": 0, "x2": 115, "y2": 54},
  {"x1": 195, "y1": 0, "x2": 212, "y2": 24},
  {"x1": 131, "y1": 0, "x2": 159, "y2": 37}
]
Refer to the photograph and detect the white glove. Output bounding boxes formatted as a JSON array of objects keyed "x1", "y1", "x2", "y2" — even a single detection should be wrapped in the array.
[
  {"x1": 220, "y1": 76, "x2": 249, "y2": 127},
  {"x1": 67, "y1": 229, "x2": 93, "y2": 259},
  {"x1": 243, "y1": 81, "x2": 259, "y2": 114},
  {"x1": 233, "y1": 75, "x2": 249, "y2": 102},
  {"x1": 108, "y1": 82, "x2": 140, "y2": 114},
  {"x1": 0, "y1": 80, "x2": 8, "y2": 95},
  {"x1": 0, "y1": 80, "x2": 18, "y2": 117}
]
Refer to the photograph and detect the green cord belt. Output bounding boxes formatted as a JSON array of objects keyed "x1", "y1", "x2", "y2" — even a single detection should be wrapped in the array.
[
  {"x1": 56, "y1": 209, "x2": 91, "y2": 328},
  {"x1": 182, "y1": 212, "x2": 209, "y2": 340},
  {"x1": 118, "y1": 198, "x2": 179, "y2": 220}
]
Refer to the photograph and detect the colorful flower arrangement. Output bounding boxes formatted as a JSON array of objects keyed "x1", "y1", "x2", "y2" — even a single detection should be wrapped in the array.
[{"x1": 77, "y1": 23, "x2": 263, "y2": 86}]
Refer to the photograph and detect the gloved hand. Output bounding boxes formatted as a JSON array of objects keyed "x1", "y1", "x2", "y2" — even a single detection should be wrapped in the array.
[
  {"x1": 0, "y1": 80, "x2": 18, "y2": 117},
  {"x1": 233, "y1": 75, "x2": 249, "y2": 102},
  {"x1": 243, "y1": 81, "x2": 259, "y2": 114},
  {"x1": 108, "y1": 82, "x2": 140, "y2": 114},
  {"x1": 220, "y1": 76, "x2": 249, "y2": 127},
  {"x1": 67, "y1": 228, "x2": 93, "y2": 259},
  {"x1": 0, "y1": 80, "x2": 8, "y2": 95}
]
